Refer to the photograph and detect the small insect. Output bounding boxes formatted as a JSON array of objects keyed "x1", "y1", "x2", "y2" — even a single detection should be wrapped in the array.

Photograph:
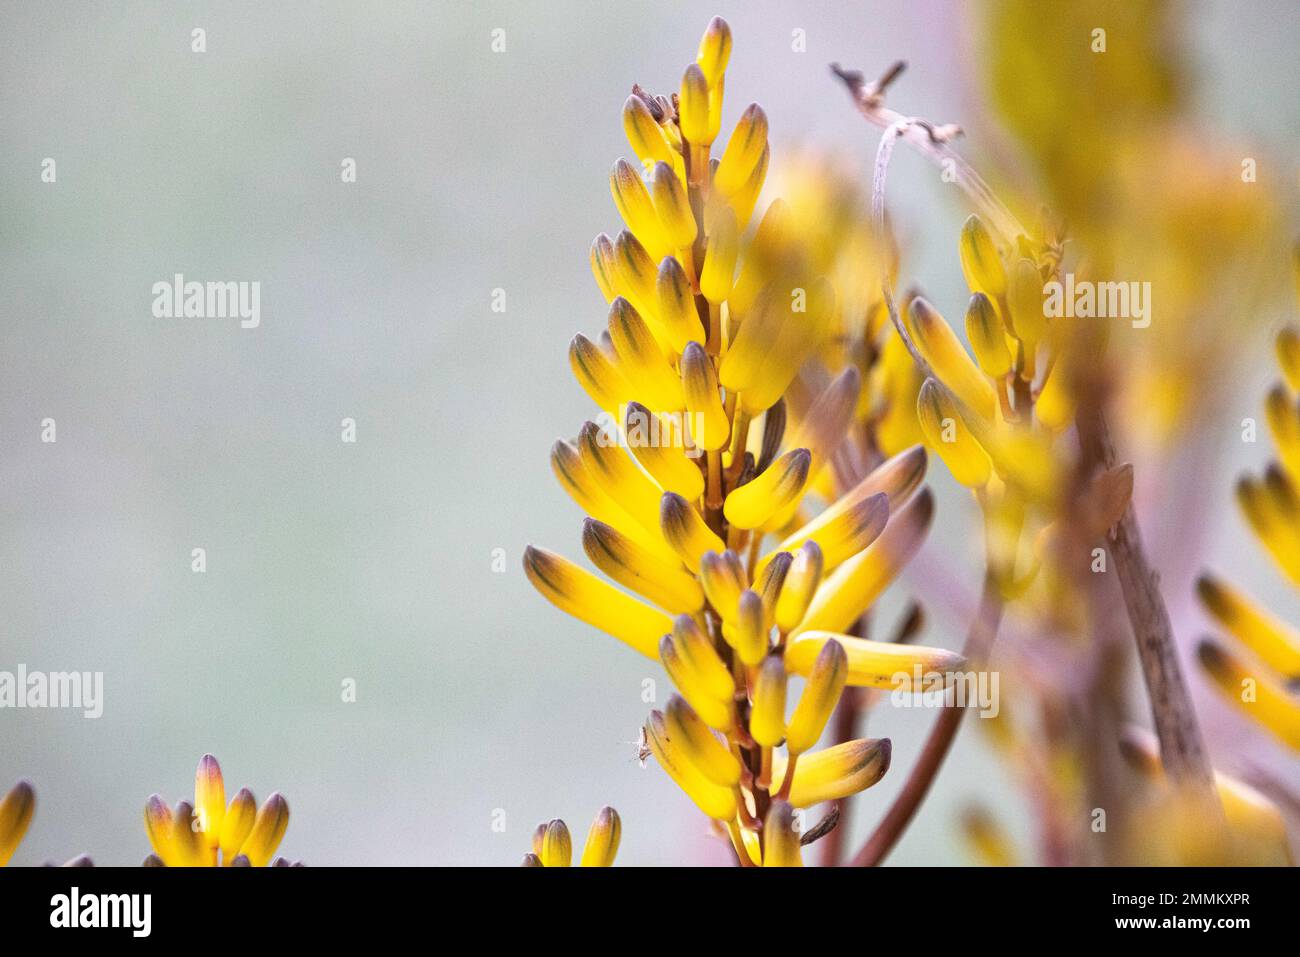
[{"x1": 627, "y1": 727, "x2": 652, "y2": 768}]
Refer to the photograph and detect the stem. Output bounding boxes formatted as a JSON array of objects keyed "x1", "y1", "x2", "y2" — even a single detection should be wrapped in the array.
[
  {"x1": 1074, "y1": 399, "x2": 1218, "y2": 801},
  {"x1": 849, "y1": 571, "x2": 1004, "y2": 866}
]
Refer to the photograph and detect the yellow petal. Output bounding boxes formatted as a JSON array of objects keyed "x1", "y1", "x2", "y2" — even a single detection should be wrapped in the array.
[
  {"x1": 540, "y1": 818, "x2": 572, "y2": 867},
  {"x1": 907, "y1": 298, "x2": 997, "y2": 423},
  {"x1": 758, "y1": 445, "x2": 925, "y2": 577},
  {"x1": 0, "y1": 780, "x2": 35, "y2": 867},
  {"x1": 579, "y1": 419, "x2": 667, "y2": 533},
  {"x1": 787, "y1": 631, "x2": 968, "y2": 690},
  {"x1": 1197, "y1": 574, "x2": 1300, "y2": 679},
  {"x1": 700, "y1": 549, "x2": 746, "y2": 621},
  {"x1": 650, "y1": 162, "x2": 697, "y2": 251},
  {"x1": 590, "y1": 232, "x2": 619, "y2": 302},
  {"x1": 774, "y1": 737, "x2": 892, "y2": 808},
  {"x1": 624, "y1": 401, "x2": 705, "y2": 500},
  {"x1": 611, "y1": 159, "x2": 672, "y2": 260},
  {"x1": 672, "y1": 615, "x2": 736, "y2": 701},
  {"x1": 241, "y1": 793, "x2": 289, "y2": 868},
  {"x1": 681, "y1": 341, "x2": 731, "y2": 451},
  {"x1": 645, "y1": 710, "x2": 738, "y2": 820},
  {"x1": 1198, "y1": 639, "x2": 1300, "y2": 751},
  {"x1": 749, "y1": 655, "x2": 788, "y2": 747},
  {"x1": 727, "y1": 589, "x2": 769, "y2": 665},
  {"x1": 917, "y1": 378, "x2": 993, "y2": 488},
  {"x1": 523, "y1": 545, "x2": 672, "y2": 659},
  {"x1": 660, "y1": 491, "x2": 726, "y2": 571},
  {"x1": 660, "y1": 634, "x2": 734, "y2": 732},
  {"x1": 1006, "y1": 257, "x2": 1047, "y2": 345},
  {"x1": 729, "y1": 201, "x2": 789, "y2": 321},
  {"x1": 612, "y1": 230, "x2": 665, "y2": 327},
  {"x1": 793, "y1": 489, "x2": 933, "y2": 635},
  {"x1": 714, "y1": 103, "x2": 768, "y2": 196},
  {"x1": 622, "y1": 95, "x2": 673, "y2": 167},
  {"x1": 657, "y1": 259, "x2": 706, "y2": 354},
  {"x1": 168, "y1": 801, "x2": 207, "y2": 867},
  {"x1": 608, "y1": 297, "x2": 683, "y2": 412},
  {"x1": 695, "y1": 16, "x2": 732, "y2": 87},
  {"x1": 965, "y1": 292, "x2": 1012, "y2": 378},
  {"x1": 700, "y1": 206, "x2": 739, "y2": 304},
  {"x1": 193, "y1": 753, "x2": 225, "y2": 852},
  {"x1": 1276, "y1": 326, "x2": 1300, "y2": 394},
  {"x1": 665, "y1": 695, "x2": 743, "y2": 787},
  {"x1": 582, "y1": 518, "x2": 703, "y2": 615},
  {"x1": 143, "y1": 794, "x2": 175, "y2": 866},
  {"x1": 679, "y1": 63, "x2": 713, "y2": 145},
  {"x1": 569, "y1": 333, "x2": 630, "y2": 413},
  {"x1": 785, "y1": 638, "x2": 847, "y2": 754},
  {"x1": 775, "y1": 541, "x2": 824, "y2": 633},
  {"x1": 727, "y1": 143, "x2": 769, "y2": 230},
  {"x1": 959, "y1": 214, "x2": 1006, "y2": 299},
  {"x1": 724, "y1": 448, "x2": 811, "y2": 530},
  {"x1": 761, "y1": 800, "x2": 803, "y2": 867},
  {"x1": 737, "y1": 278, "x2": 836, "y2": 415},
  {"x1": 219, "y1": 787, "x2": 256, "y2": 865},
  {"x1": 579, "y1": 807, "x2": 622, "y2": 867},
  {"x1": 785, "y1": 367, "x2": 861, "y2": 477}
]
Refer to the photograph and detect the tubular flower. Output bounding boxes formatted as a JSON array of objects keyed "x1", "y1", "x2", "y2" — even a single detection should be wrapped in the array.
[
  {"x1": 0, "y1": 780, "x2": 35, "y2": 867},
  {"x1": 1196, "y1": 321, "x2": 1300, "y2": 752},
  {"x1": 522, "y1": 19, "x2": 958, "y2": 867},
  {"x1": 524, "y1": 808, "x2": 622, "y2": 867},
  {"x1": 143, "y1": 754, "x2": 292, "y2": 867}
]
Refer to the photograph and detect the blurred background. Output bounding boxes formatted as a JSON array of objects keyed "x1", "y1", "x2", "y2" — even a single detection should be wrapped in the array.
[{"x1": 1, "y1": 1, "x2": 1297, "y2": 865}]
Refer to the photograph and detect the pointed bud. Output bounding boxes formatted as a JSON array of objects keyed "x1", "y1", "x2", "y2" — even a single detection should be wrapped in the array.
[
  {"x1": 0, "y1": 780, "x2": 35, "y2": 868},
  {"x1": 794, "y1": 489, "x2": 934, "y2": 635},
  {"x1": 660, "y1": 491, "x2": 726, "y2": 571},
  {"x1": 660, "y1": 634, "x2": 734, "y2": 731},
  {"x1": 582, "y1": 518, "x2": 704, "y2": 615},
  {"x1": 1276, "y1": 326, "x2": 1300, "y2": 393},
  {"x1": 645, "y1": 710, "x2": 738, "y2": 820},
  {"x1": 917, "y1": 378, "x2": 992, "y2": 488},
  {"x1": 143, "y1": 794, "x2": 174, "y2": 866},
  {"x1": 579, "y1": 807, "x2": 622, "y2": 867},
  {"x1": 907, "y1": 297, "x2": 996, "y2": 422},
  {"x1": 959, "y1": 214, "x2": 1006, "y2": 299},
  {"x1": 219, "y1": 787, "x2": 257, "y2": 865},
  {"x1": 569, "y1": 333, "x2": 630, "y2": 412},
  {"x1": 650, "y1": 162, "x2": 697, "y2": 250},
  {"x1": 699, "y1": 206, "x2": 739, "y2": 303},
  {"x1": 523, "y1": 545, "x2": 671, "y2": 659},
  {"x1": 194, "y1": 754, "x2": 226, "y2": 851},
  {"x1": 538, "y1": 819, "x2": 572, "y2": 868},
  {"x1": 680, "y1": 341, "x2": 730, "y2": 451},
  {"x1": 1007, "y1": 258, "x2": 1047, "y2": 345},
  {"x1": 238, "y1": 793, "x2": 289, "y2": 868},
  {"x1": 679, "y1": 63, "x2": 713, "y2": 145},
  {"x1": 623, "y1": 95, "x2": 673, "y2": 166},
  {"x1": 714, "y1": 104, "x2": 768, "y2": 196},
  {"x1": 787, "y1": 631, "x2": 967, "y2": 690},
  {"x1": 521, "y1": 852, "x2": 544, "y2": 867},
  {"x1": 750, "y1": 656, "x2": 788, "y2": 747},
  {"x1": 623, "y1": 401, "x2": 704, "y2": 500},
  {"x1": 608, "y1": 296, "x2": 683, "y2": 412},
  {"x1": 611, "y1": 159, "x2": 671, "y2": 260},
  {"x1": 696, "y1": 16, "x2": 732, "y2": 87},
  {"x1": 590, "y1": 232, "x2": 619, "y2": 301},
  {"x1": 665, "y1": 695, "x2": 743, "y2": 787},
  {"x1": 785, "y1": 639, "x2": 848, "y2": 754},
  {"x1": 724, "y1": 448, "x2": 811, "y2": 530},
  {"x1": 656, "y1": 259, "x2": 706, "y2": 353},
  {"x1": 762, "y1": 800, "x2": 803, "y2": 867},
  {"x1": 728, "y1": 589, "x2": 769, "y2": 665},
  {"x1": 1198, "y1": 640, "x2": 1300, "y2": 750},
  {"x1": 965, "y1": 293, "x2": 1012, "y2": 378},
  {"x1": 700, "y1": 549, "x2": 746, "y2": 621},
  {"x1": 673, "y1": 615, "x2": 735, "y2": 699},
  {"x1": 578, "y1": 419, "x2": 669, "y2": 531},
  {"x1": 1197, "y1": 574, "x2": 1300, "y2": 679},
  {"x1": 780, "y1": 738, "x2": 892, "y2": 808},
  {"x1": 775, "y1": 541, "x2": 824, "y2": 633}
]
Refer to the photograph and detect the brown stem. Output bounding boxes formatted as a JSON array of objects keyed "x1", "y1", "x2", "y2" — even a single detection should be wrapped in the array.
[
  {"x1": 849, "y1": 571, "x2": 1004, "y2": 866},
  {"x1": 1074, "y1": 399, "x2": 1218, "y2": 802}
]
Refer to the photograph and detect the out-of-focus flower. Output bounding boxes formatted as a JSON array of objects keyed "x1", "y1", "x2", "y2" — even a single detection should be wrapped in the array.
[
  {"x1": 524, "y1": 17, "x2": 960, "y2": 866},
  {"x1": 522, "y1": 807, "x2": 622, "y2": 867},
  {"x1": 0, "y1": 780, "x2": 35, "y2": 867},
  {"x1": 143, "y1": 754, "x2": 291, "y2": 867},
  {"x1": 960, "y1": 805, "x2": 1018, "y2": 867},
  {"x1": 1197, "y1": 314, "x2": 1300, "y2": 753}
]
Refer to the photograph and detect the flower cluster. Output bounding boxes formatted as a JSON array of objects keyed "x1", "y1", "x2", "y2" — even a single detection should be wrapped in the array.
[
  {"x1": 524, "y1": 17, "x2": 964, "y2": 866},
  {"x1": 143, "y1": 754, "x2": 295, "y2": 867},
  {"x1": 521, "y1": 807, "x2": 621, "y2": 867}
]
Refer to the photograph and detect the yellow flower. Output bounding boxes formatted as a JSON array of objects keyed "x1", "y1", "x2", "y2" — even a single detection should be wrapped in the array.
[
  {"x1": 524, "y1": 17, "x2": 959, "y2": 867},
  {"x1": 1196, "y1": 322, "x2": 1300, "y2": 752},
  {"x1": 143, "y1": 754, "x2": 293, "y2": 866},
  {"x1": 522, "y1": 807, "x2": 622, "y2": 867},
  {"x1": 0, "y1": 780, "x2": 35, "y2": 867}
]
